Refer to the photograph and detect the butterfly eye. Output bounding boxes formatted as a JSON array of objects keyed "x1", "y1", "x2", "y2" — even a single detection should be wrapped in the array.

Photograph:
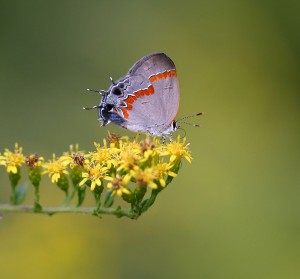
[{"x1": 112, "y1": 87, "x2": 122, "y2": 96}]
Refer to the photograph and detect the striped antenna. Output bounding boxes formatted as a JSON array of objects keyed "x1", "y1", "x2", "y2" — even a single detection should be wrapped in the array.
[
  {"x1": 176, "y1": 112, "x2": 203, "y2": 127},
  {"x1": 86, "y1": 88, "x2": 107, "y2": 95},
  {"x1": 83, "y1": 105, "x2": 101, "y2": 110},
  {"x1": 110, "y1": 76, "x2": 116, "y2": 85}
]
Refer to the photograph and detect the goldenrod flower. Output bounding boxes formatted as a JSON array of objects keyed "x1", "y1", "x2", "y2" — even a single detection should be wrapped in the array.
[
  {"x1": 42, "y1": 154, "x2": 69, "y2": 183},
  {"x1": 79, "y1": 164, "x2": 112, "y2": 191},
  {"x1": 134, "y1": 167, "x2": 158, "y2": 189},
  {"x1": 0, "y1": 143, "x2": 25, "y2": 173},
  {"x1": 117, "y1": 149, "x2": 141, "y2": 175},
  {"x1": 89, "y1": 141, "x2": 119, "y2": 168},
  {"x1": 107, "y1": 173, "x2": 131, "y2": 196},
  {"x1": 163, "y1": 136, "x2": 192, "y2": 163},
  {"x1": 0, "y1": 130, "x2": 193, "y2": 218},
  {"x1": 106, "y1": 131, "x2": 123, "y2": 148},
  {"x1": 25, "y1": 153, "x2": 44, "y2": 169},
  {"x1": 139, "y1": 138, "x2": 159, "y2": 161},
  {"x1": 154, "y1": 162, "x2": 177, "y2": 187},
  {"x1": 120, "y1": 137, "x2": 141, "y2": 154},
  {"x1": 60, "y1": 144, "x2": 86, "y2": 168}
]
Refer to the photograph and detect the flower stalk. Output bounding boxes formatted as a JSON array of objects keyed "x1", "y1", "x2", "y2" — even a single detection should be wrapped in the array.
[
  {"x1": 0, "y1": 134, "x2": 192, "y2": 219},
  {"x1": 26, "y1": 154, "x2": 43, "y2": 211},
  {"x1": 8, "y1": 170, "x2": 22, "y2": 205},
  {"x1": 0, "y1": 204, "x2": 138, "y2": 219}
]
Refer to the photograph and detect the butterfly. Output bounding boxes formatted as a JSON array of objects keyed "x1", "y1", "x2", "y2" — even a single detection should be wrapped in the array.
[{"x1": 84, "y1": 52, "x2": 201, "y2": 137}]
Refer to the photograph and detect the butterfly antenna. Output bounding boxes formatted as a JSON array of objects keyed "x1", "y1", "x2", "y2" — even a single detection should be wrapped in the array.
[
  {"x1": 175, "y1": 112, "x2": 203, "y2": 130},
  {"x1": 177, "y1": 127, "x2": 187, "y2": 138},
  {"x1": 83, "y1": 105, "x2": 101, "y2": 110},
  {"x1": 86, "y1": 88, "x2": 106, "y2": 95},
  {"x1": 176, "y1": 112, "x2": 203, "y2": 122},
  {"x1": 110, "y1": 76, "x2": 116, "y2": 85},
  {"x1": 178, "y1": 121, "x2": 200, "y2": 127}
]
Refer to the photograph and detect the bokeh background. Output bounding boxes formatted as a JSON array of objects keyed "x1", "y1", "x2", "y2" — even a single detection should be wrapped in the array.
[{"x1": 1, "y1": 1, "x2": 300, "y2": 278}]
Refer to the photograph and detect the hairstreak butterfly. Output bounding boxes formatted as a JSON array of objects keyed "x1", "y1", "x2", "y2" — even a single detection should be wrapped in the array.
[{"x1": 84, "y1": 52, "x2": 201, "y2": 138}]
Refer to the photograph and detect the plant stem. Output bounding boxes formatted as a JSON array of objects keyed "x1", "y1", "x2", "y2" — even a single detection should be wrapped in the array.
[
  {"x1": 10, "y1": 185, "x2": 17, "y2": 205},
  {"x1": 140, "y1": 189, "x2": 160, "y2": 213},
  {"x1": 34, "y1": 185, "x2": 40, "y2": 205},
  {"x1": 0, "y1": 204, "x2": 138, "y2": 219}
]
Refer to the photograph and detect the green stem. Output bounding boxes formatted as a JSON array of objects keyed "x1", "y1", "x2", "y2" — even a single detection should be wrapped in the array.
[
  {"x1": 10, "y1": 184, "x2": 17, "y2": 205},
  {"x1": 0, "y1": 204, "x2": 138, "y2": 219},
  {"x1": 140, "y1": 188, "x2": 161, "y2": 213},
  {"x1": 34, "y1": 185, "x2": 40, "y2": 204},
  {"x1": 33, "y1": 185, "x2": 42, "y2": 212},
  {"x1": 9, "y1": 170, "x2": 21, "y2": 205},
  {"x1": 63, "y1": 186, "x2": 77, "y2": 206}
]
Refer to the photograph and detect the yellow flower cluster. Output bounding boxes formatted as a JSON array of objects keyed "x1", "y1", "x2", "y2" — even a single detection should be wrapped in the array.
[
  {"x1": 0, "y1": 134, "x2": 192, "y2": 198},
  {"x1": 0, "y1": 143, "x2": 25, "y2": 174}
]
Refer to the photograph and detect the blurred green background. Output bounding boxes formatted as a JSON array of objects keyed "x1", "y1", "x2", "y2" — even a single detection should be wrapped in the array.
[{"x1": 1, "y1": 0, "x2": 300, "y2": 278}]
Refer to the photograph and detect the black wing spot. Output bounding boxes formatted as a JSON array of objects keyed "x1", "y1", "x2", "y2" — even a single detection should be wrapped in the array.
[{"x1": 112, "y1": 87, "x2": 122, "y2": 96}]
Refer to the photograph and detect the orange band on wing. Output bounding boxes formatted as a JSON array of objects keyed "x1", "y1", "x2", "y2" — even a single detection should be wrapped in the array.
[
  {"x1": 118, "y1": 70, "x2": 177, "y2": 120},
  {"x1": 122, "y1": 110, "x2": 129, "y2": 119},
  {"x1": 150, "y1": 69, "x2": 178, "y2": 124},
  {"x1": 120, "y1": 85, "x2": 155, "y2": 119},
  {"x1": 149, "y1": 69, "x2": 177, "y2": 83}
]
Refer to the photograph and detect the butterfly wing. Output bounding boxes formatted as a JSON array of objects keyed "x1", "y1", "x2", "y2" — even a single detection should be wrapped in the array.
[{"x1": 120, "y1": 53, "x2": 179, "y2": 135}]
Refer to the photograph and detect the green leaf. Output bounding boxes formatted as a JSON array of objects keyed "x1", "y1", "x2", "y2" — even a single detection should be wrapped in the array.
[
  {"x1": 133, "y1": 186, "x2": 147, "y2": 204},
  {"x1": 103, "y1": 190, "x2": 114, "y2": 208},
  {"x1": 15, "y1": 183, "x2": 27, "y2": 205},
  {"x1": 77, "y1": 186, "x2": 86, "y2": 207},
  {"x1": 93, "y1": 184, "x2": 104, "y2": 208},
  {"x1": 141, "y1": 188, "x2": 160, "y2": 213}
]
